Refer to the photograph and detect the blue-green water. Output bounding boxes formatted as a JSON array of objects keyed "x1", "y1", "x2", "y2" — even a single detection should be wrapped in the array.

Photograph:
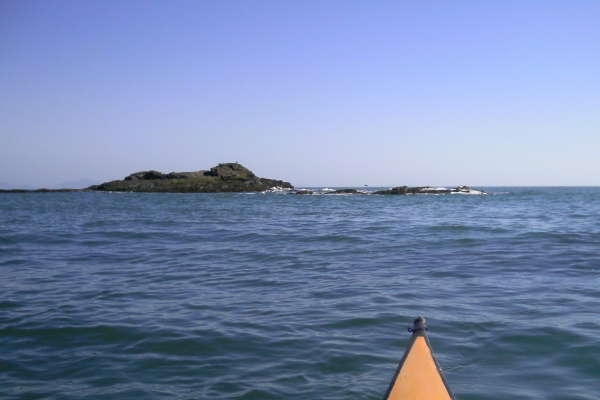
[{"x1": 1, "y1": 188, "x2": 599, "y2": 399}]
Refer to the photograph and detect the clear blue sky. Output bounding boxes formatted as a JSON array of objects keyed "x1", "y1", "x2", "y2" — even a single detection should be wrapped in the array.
[{"x1": 1, "y1": 1, "x2": 599, "y2": 188}]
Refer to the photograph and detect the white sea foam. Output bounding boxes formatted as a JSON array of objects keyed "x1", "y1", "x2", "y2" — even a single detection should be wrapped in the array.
[
  {"x1": 265, "y1": 186, "x2": 293, "y2": 193},
  {"x1": 452, "y1": 188, "x2": 486, "y2": 195}
]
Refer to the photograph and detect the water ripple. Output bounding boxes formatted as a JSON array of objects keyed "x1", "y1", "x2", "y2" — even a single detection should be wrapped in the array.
[{"x1": 1, "y1": 189, "x2": 599, "y2": 399}]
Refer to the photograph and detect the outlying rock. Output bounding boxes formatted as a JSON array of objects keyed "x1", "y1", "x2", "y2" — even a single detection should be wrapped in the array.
[
  {"x1": 373, "y1": 185, "x2": 487, "y2": 195},
  {"x1": 326, "y1": 189, "x2": 368, "y2": 195},
  {"x1": 88, "y1": 163, "x2": 294, "y2": 193},
  {"x1": 291, "y1": 190, "x2": 314, "y2": 195}
]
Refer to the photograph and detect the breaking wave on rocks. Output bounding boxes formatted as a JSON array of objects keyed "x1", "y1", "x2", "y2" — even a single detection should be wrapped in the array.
[{"x1": 267, "y1": 186, "x2": 488, "y2": 195}]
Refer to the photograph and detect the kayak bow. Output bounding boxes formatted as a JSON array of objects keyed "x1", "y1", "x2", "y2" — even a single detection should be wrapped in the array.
[{"x1": 383, "y1": 316, "x2": 455, "y2": 400}]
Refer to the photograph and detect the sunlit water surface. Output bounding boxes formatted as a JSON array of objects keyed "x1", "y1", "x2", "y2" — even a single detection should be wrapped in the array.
[{"x1": 1, "y1": 187, "x2": 599, "y2": 399}]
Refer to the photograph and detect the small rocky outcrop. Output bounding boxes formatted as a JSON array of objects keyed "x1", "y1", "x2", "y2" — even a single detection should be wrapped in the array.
[
  {"x1": 326, "y1": 189, "x2": 368, "y2": 195},
  {"x1": 291, "y1": 189, "x2": 314, "y2": 195},
  {"x1": 88, "y1": 163, "x2": 294, "y2": 193},
  {"x1": 373, "y1": 185, "x2": 487, "y2": 195}
]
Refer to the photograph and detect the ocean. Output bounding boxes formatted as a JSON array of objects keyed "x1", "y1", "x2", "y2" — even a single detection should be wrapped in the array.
[{"x1": 1, "y1": 187, "x2": 599, "y2": 399}]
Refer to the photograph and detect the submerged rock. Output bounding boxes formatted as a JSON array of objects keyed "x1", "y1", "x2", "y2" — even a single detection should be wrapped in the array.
[
  {"x1": 88, "y1": 163, "x2": 294, "y2": 193},
  {"x1": 291, "y1": 190, "x2": 314, "y2": 195}
]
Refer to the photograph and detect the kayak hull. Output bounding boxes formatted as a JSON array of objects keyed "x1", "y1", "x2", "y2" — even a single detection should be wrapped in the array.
[{"x1": 383, "y1": 317, "x2": 455, "y2": 400}]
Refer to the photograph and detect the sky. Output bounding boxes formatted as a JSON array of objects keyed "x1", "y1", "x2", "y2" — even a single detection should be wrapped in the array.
[{"x1": 1, "y1": 0, "x2": 599, "y2": 188}]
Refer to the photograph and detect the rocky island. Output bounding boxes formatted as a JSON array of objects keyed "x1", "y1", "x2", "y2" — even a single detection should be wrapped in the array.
[
  {"x1": 87, "y1": 163, "x2": 294, "y2": 193},
  {"x1": 1, "y1": 164, "x2": 487, "y2": 195}
]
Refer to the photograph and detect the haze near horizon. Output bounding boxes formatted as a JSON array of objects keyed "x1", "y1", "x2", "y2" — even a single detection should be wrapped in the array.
[{"x1": 1, "y1": 1, "x2": 599, "y2": 188}]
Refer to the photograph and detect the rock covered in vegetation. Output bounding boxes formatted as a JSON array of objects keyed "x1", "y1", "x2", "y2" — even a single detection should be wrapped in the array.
[{"x1": 88, "y1": 163, "x2": 294, "y2": 193}]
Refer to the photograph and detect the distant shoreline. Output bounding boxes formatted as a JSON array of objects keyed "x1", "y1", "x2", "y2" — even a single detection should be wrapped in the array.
[{"x1": 0, "y1": 188, "x2": 86, "y2": 193}]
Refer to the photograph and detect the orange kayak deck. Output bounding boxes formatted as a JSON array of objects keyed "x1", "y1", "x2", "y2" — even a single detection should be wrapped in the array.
[{"x1": 383, "y1": 317, "x2": 455, "y2": 400}]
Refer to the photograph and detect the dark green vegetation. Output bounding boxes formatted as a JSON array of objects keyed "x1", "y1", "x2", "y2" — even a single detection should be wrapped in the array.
[{"x1": 88, "y1": 163, "x2": 294, "y2": 193}]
